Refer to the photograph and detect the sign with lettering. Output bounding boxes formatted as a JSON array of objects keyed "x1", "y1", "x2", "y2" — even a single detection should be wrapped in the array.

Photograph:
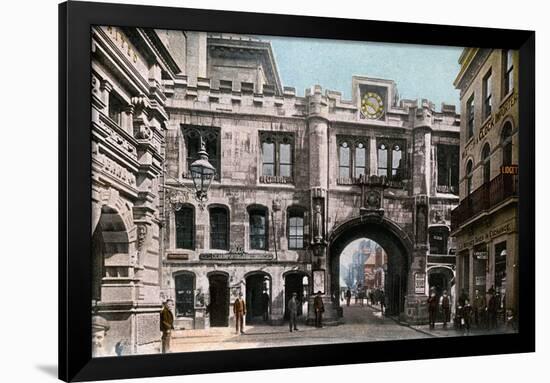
[
  {"x1": 199, "y1": 252, "x2": 274, "y2": 261},
  {"x1": 478, "y1": 92, "x2": 518, "y2": 141},
  {"x1": 500, "y1": 165, "x2": 518, "y2": 175},
  {"x1": 414, "y1": 273, "x2": 426, "y2": 294}
]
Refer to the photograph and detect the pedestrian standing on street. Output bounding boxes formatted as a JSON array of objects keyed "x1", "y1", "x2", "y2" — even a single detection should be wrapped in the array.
[
  {"x1": 261, "y1": 290, "x2": 270, "y2": 322},
  {"x1": 345, "y1": 288, "x2": 352, "y2": 307},
  {"x1": 160, "y1": 299, "x2": 175, "y2": 354},
  {"x1": 288, "y1": 292, "x2": 299, "y2": 332},
  {"x1": 441, "y1": 290, "x2": 451, "y2": 328},
  {"x1": 379, "y1": 290, "x2": 386, "y2": 315},
  {"x1": 234, "y1": 292, "x2": 246, "y2": 335},
  {"x1": 463, "y1": 299, "x2": 473, "y2": 334},
  {"x1": 427, "y1": 291, "x2": 438, "y2": 329},
  {"x1": 314, "y1": 291, "x2": 324, "y2": 328},
  {"x1": 486, "y1": 287, "x2": 498, "y2": 330},
  {"x1": 472, "y1": 289, "x2": 486, "y2": 328},
  {"x1": 458, "y1": 288, "x2": 469, "y2": 307}
]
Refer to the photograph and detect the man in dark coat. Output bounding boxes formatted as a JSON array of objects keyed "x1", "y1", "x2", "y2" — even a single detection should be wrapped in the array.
[
  {"x1": 427, "y1": 291, "x2": 438, "y2": 329},
  {"x1": 441, "y1": 290, "x2": 451, "y2": 328},
  {"x1": 234, "y1": 292, "x2": 246, "y2": 334},
  {"x1": 472, "y1": 289, "x2": 486, "y2": 327},
  {"x1": 379, "y1": 290, "x2": 386, "y2": 315},
  {"x1": 287, "y1": 292, "x2": 299, "y2": 332},
  {"x1": 160, "y1": 299, "x2": 175, "y2": 354},
  {"x1": 345, "y1": 288, "x2": 352, "y2": 307},
  {"x1": 314, "y1": 291, "x2": 325, "y2": 328},
  {"x1": 261, "y1": 290, "x2": 270, "y2": 321},
  {"x1": 486, "y1": 287, "x2": 498, "y2": 330}
]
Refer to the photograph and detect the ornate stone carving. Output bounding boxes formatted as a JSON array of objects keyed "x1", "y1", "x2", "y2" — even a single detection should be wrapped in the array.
[{"x1": 167, "y1": 188, "x2": 190, "y2": 211}]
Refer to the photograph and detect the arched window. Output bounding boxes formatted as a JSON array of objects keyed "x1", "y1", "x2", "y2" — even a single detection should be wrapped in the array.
[
  {"x1": 501, "y1": 123, "x2": 513, "y2": 166},
  {"x1": 210, "y1": 206, "x2": 229, "y2": 250},
  {"x1": 175, "y1": 205, "x2": 195, "y2": 250},
  {"x1": 288, "y1": 207, "x2": 306, "y2": 249},
  {"x1": 338, "y1": 141, "x2": 351, "y2": 179},
  {"x1": 466, "y1": 160, "x2": 473, "y2": 195},
  {"x1": 391, "y1": 144, "x2": 403, "y2": 180},
  {"x1": 482, "y1": 144, "x2": 491, "y2": 184},
  {"x1": 249, "y1": 206, "x2": 268, "y2": 250},
  {"x1": 354, "y1": 141, "x2": 366, "y2": 179},
  {"x1": 377, "y1": 143, "x2": 388, "y2": 176}
]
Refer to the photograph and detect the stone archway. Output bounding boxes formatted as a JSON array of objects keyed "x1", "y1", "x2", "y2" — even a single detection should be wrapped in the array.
[
  {"x1": 92, "y1": 205, "x2": 131, "y2": 303},
  {"x1": 328, "y1": 215, "x2": 414, "y2": 318}
]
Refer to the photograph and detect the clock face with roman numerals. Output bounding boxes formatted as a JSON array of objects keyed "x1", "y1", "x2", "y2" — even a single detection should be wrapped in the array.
[{"x1": 361, "y1": 91, "x2": 385, "y2": 119}]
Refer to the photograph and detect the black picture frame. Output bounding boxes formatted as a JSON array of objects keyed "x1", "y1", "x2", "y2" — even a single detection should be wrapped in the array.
[{"x1": 59, "y1": 1, "x2": 535, "y2": 381}]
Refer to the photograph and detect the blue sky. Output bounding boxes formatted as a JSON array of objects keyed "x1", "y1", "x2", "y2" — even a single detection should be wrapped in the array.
[{"x1": 259, "y1": 35, "x2": 463, "y2": 111}]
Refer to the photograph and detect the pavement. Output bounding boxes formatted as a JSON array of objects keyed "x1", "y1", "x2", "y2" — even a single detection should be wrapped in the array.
[{"x1": 170, "y1": 304, "x2": 432, "y2": 353}]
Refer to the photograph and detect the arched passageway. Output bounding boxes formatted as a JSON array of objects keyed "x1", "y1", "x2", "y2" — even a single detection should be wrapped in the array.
[{"x1": 329, "y1": 216, "x2": 413, "y2": 317}]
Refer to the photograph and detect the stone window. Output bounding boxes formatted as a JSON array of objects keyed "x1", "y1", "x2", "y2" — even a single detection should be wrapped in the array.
[
  {"x1": 483, "y1": 70, "x2": 492, "y2": 120},
  {"x1": 175, "y1": 205, "x2": 194, "y2": 250},
  {"x1": 182, "y1": 126, "x2": 220, "y2": 180},
  {"x1": 467, "y1": 94, "x2": 475, "y2": 140},
  {"x1": 175, "y1": 272, "x2": 195, "y2": 318},
  {"x1": 377, "y1": 140, "x2": 405, "y2": 181},
  {"x1": 501, "y1": 122, "x2": 513, "y2": 166},
  {"x1": 466, "y1": 160, "x2": 473, "y2": 195},
  {"x1": 259, "y1": 131, "x2": 294, "y2": 184},
  {"x1": 249, "y1": 206, "x2": 268, "y2": 250},
  {"x1": 210, "y1": 206, "x2": 229, "y2": 250},
  {"x1": 108, "y1": 92, "x2": 124, "y2": 126},
  {"x1": 429, "y1": 226, "x2": 449, "y2": 255},
  {"x1": 503, "y1": 50, "x2": 514, "y2": 97},
  {"x1": 287, "y1": 207, "x2": 306, "y2": 249},
  {"x1": 337, "y1": 137, "x2": 368, "y2": 184},
  {"x1": 437, "y1": 145, "x2": 459, "y2": 194},
  {"x1": 482, "y1": 143, "x2": 491, "y2": 184}
]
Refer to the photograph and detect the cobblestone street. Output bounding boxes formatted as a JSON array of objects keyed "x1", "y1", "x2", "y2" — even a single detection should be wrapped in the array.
[{"x1": 170, "y1": 304, "x2": 431, "y2": 353}]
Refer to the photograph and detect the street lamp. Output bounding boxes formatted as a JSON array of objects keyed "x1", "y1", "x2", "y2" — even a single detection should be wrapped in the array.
[{"x1": 188, "y1": 139, "x2": 216, "y2": 202}]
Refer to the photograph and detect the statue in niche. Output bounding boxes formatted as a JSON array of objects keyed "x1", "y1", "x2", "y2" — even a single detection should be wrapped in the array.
[{"x1": 313, "y1": 203, "x2": 324, "y2": 243}]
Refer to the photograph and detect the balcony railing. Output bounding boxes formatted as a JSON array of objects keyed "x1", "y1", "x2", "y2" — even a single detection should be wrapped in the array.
[{"x1": 451, "y1": 173, "x2": 518, "y2": 231}]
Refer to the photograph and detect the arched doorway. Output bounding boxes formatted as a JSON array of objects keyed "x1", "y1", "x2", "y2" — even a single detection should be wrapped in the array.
[
  {"x1": 208, "y1": 272, "x2": 229, "y2": 327},
  {"x1": 174, "y1": 272, "x2": 195, "y2": 318},
  {"x1": 427, "y1": 266, "x2": 455, "y2": 322},
  {"x1": 91, "y1": 206, "x2": 130, "y2": 303},
  {"x1": 284, "y1": 271, "x2": 309, "y2": 319},
  {"x1": 329, "y1": 216, "x2": 412, "y2": 317},
  {"x1": 245, "y1": 271, "x2": 271, "y2": 323}
]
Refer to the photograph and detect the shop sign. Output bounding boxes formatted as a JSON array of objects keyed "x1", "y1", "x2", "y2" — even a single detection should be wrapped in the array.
[
  {"x1": 414, "y1": 273, "x2": 426, "y2": 294},
  {"x1": 474, "y1": 251, "x2": 488, "y2": 260},
  {"x1": 500, "y1": 165, "x2": 518, "y2": 175}
]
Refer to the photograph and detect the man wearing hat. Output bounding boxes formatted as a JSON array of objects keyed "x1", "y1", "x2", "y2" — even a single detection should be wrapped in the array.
[
  {"x1": 233, "y1": 292, "x2": 246, "y2": 334},
  {"x1": 92, "y1": 315, "x2": 111, "y2": 357},
  {"x1": 287, "y1": 292, "x2": 299, "y2": 332},
  {"x1": 160, "y1": 299, "x2": 175, "y2": 353},
  {"x1": 314, "y1": 291, "x2": 325, "y2": 328}
]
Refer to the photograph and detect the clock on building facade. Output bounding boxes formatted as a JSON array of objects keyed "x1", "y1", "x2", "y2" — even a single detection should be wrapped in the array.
[{"x1": 360, "y1": 91, "x2": 385, "y2": 119}]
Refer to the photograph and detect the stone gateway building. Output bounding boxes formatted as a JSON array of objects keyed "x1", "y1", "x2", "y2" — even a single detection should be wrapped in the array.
[
  {"x1": 91, "y1": 28, "x2": 461, "y2": 354},
  {"x1": 158, "y1": 32, "x2": 460, "y2": 328}
]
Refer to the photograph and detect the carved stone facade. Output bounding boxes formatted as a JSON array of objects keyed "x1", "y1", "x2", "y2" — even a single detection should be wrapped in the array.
[{"x1": 91, "y1": 26, "x2": 180, "y2": 355}]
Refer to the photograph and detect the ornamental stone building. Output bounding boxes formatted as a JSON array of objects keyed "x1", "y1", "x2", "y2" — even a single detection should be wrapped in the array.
[
  {"x1": 90, "y1": 26, "x2": 180, "y2": 355},
  {"x1": 452, "y1": 48, "x2": 519, "y2": 319},
  {"x1": 158, "y1": 32, "x2": 461, "y2": 328}
]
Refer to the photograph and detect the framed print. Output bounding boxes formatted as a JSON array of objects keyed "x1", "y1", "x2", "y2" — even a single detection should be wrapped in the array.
[{"x1": 59, "y1": 1, "x2": 535, "y2": 381}]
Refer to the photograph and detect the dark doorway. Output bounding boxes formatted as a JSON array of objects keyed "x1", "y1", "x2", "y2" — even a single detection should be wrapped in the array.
[
  {"x1": 428, "y1": 268, "x2": 453, "y2": 322},
  {"x1": 175, "y1": 273, "x2": 195, "y2": 318},
  {"x1": 208, "y1": 273, "x2": 229, "y2": 327},
  {"x1": 245, "y1": 273, "x2": 271, "y2": 323},
  {"x1": 284, "y1": 273, "x2": 307, "y2": 319}
]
